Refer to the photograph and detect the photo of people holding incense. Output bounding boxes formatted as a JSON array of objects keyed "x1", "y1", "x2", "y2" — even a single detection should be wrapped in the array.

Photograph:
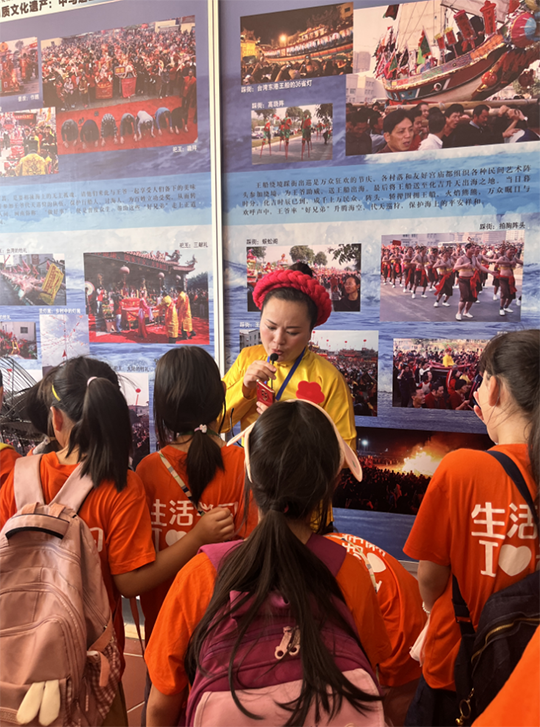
[
  {"x1": 380, "y1": 231, "x2": 524, "y2": 322},
  {"x1": 247, "y1": 243, "x2": 361, "y2": 313},
  {"x1": 0, "y1": 254, "x2": 66, "y2": 306},
  {"x1": 83, "y1": 249, "x2": 209, "y2": 344}
]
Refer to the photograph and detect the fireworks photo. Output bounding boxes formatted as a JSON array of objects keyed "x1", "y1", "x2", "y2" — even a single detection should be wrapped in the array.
[
  {"x1": 309, "y1": 329, "x2": 378, "y2": 416},
  {"x1": 40, "y1": 313, "x2": 90, "y2": 370},
  {"x1": 334, "y1": 427, "x2": 493, "y2": 514}
]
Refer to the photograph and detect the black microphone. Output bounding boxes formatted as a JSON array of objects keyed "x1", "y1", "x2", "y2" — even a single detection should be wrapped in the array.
[{"x1": 269, "y1": 353, "x2": 278, "y2": 364}]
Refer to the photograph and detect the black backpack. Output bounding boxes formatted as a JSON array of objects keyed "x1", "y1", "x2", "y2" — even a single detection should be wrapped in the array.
[{"x1": 453, "y1": 451, "x2": 540, "y2": 725}]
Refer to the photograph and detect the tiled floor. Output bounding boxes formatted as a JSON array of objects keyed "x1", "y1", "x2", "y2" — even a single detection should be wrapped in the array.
[{"x1": 124, "y1": 637, "x2": 146, "y2": 727}]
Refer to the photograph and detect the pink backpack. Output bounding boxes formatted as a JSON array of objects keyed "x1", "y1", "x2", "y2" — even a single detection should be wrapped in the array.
[
  {"x1": 0, "y1": 456, "x2": 121, "y2": 726},
  {"x1": 186, "y1": 536, "x2": 385, "y2": 727}
]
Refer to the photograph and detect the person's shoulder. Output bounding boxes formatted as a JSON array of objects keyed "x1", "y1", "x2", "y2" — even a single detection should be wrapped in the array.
[
  {"x1": 221, "y1": 443, "x2": 245, "y2": 468},
  {"x1": 136, "y1": 450, "x2": 162, "y2": 476},
  {"x1": 236, "y1": 345, "x2": 265, "y2": 365}
]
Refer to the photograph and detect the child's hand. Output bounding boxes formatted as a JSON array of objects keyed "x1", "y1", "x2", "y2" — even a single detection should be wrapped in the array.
[{"x1": 195, "y1": 507, "x2": 235, "y2": 544}]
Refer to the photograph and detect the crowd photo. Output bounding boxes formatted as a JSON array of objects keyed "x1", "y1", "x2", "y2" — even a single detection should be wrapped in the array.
[
  {"x1": 83, "y1": 249, "x2": 209, "y2": 345},
  {"x1": 310, "y1": 329, "x2": 378, "y2": 416},
  {"x1": 252, "y1": 104, "x2": 333, "y2": 165},
  {"x1": 0, "y1": 109, "x2": 58, "y2": 177},
  {"x1": 0, "y1": 254, "x2": 66, "y2": 306},
  {"x1": 380, "y1": 231, "x2": 524, "y2": 323},
  {"x1": 333, "y1": 427, "x2": 493, "y2": 515},
  {"x1": 247, "y1": 243, "x2": 361, "y2": 313},
  {"x1": 346, "y1": 0, "x2": 539, "y2": 155},
  {"x1": 241, "y1": 2, "x2": 353, "y2": 85},
  {"x1": 0, "y1": 321, "x2": 37, "y2": 360},
  {"x1": 119, "y1": 373, "x2": 150, "y2": 468},
  {"x1": 0, "y1": 37, "x2": 38, "y2": 97},
  {"x1": 392, "y1": 337, "x2": 487, "y2": 410},
  {"x1": 41, "y1": 17, "x2": 197, "y2": 154}
]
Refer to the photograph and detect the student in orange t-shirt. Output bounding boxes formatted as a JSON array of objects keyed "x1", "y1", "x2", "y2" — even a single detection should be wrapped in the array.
[
  {"x1": 0, "y1": 443, "x2": 20, "y2": 487},
  {"x1": 0, "y1": 356, "x2": 235, "y2": 727},
  {"x1": 146, "y1": 400, "x2": 391, "y2": 727},
  {"x1": 136, "y1": 347, "x2": 258, "y2": 644},
  {"x1": 404, "y1": 330, "x2": 539, "y2": 726},
  {"x1": 327, "y1": 533, "x2": 425, "y2": 726}
]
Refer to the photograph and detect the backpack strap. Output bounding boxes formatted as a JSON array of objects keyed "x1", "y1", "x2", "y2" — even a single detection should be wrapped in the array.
[
  {"x1": 486, "y1": 450, "x2": 539, "y2": 526},
  {"x1": 307, "y1": 534, "x2": 347, "y2": 577},
  {"x1": 49, "y1": 464, "x2": 95, "y2": 514},
  {"x1": 14, "y1": 455, "x2": 45, "y2": 511},
  {"x1": 159, "y1": 451, "x2": 205, "y2": 517}
]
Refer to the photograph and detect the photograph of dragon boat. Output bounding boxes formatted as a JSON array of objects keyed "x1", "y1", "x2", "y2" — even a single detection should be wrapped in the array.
[
  {"x1": 345, "y1": 0, "x2": 539, "y2": 155},
  {"x1": 0, "y1": 254, "x2": 66, "y2": 306}
]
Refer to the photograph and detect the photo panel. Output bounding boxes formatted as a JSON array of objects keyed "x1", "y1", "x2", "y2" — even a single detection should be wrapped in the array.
[
  {"x1": 119, "y1": 371, "x2": 150, "y2": 468},
  {"x1": 0, "y1": 253, "x2": 66, "y2": 306},
  {"x1": 42, "y1": 17, "x2": 198, "y2": 155},
  {"x1": 1, "y1": 109, "x2": 58, "y2": 178},
  {"x1": 0, "y1": 320, "x2": 37, "y2": 360},
  {"x1": 334, "y1": 426, "x2": 493, "y2": 515},
  {"x1": 393, "y1": 336, "x2": 488, "y2": 411},
  {"x1": 380, "y1": 230, "x2": 524, "y2": 322},
  {"x1": 40, "y1": 313, "x2": 90, "y2": 370},
  {"x1": 309, "y1": 329, "x2": 378, "y2": 417},
  {"x1": 241, "y1": 2, "x2": 353, "y2": 86},
  {"x1": 0, "y1": 37, "x2": 39, "y2": 110},
  {"x1": 247, "y1": 242, "x2": 361, "y2": 313},
  {"x1": 252, "y1": 103, "x2": 333, "y2": 165},
  {"x1": 346, "y1": 2, "x2": 540, "y2": 157},
  {"x1": 83, "y1": 250, "x2": 209, "y2": 345}
]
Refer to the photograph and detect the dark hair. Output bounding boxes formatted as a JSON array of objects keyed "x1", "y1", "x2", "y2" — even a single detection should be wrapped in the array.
[
  {"x1": 20, "y1": 366, "x2": 61, "y2": 453},
  {"x1": 261, "y1": 263, "x2": 318, "y2": 330},
  {"x1": 154, "y1": 347, "x2": 225, "y2": 505},
  {"x1": 52, "y1": 357, "x2": 132, "y2": 491},
  {"x1": 347, "y1": 108, "x2": 370, "y2": 125},
  {"x1": 408, "y1": 106, "x2": 423, "y2": 121},
  {"x1": 445, "y1": 103, "x2": 464, "y2": 118},
  {"x1": 473, "y1": 104, "x2": 489, "y2": 118},
  {"x1": 383, "y1": 109, "x2": 410, "y2": 134},
  {"x1": 428, "y1": 109, "x2": 446, "y2": 134},
  {"x1": 479, "y1": 330, "x2": 540, "y2": 491},
  {"x1": 185, "y1": 401, "x2": 380, "y2": 724}
]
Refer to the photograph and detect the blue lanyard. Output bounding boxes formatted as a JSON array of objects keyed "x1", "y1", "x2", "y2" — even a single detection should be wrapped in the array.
[{"x1": 267, "y1": 348, "x2": 306, "y2": 401}]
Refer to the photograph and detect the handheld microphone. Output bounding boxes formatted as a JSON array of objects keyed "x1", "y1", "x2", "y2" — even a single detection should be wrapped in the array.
[{"x1": 269, "y1": 353, "x2": 278, "y2": 364}]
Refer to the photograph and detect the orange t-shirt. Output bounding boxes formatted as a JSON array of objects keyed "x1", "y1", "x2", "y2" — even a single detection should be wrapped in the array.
[
  {"x1": 404, "y1": 444, "x2": 538, "y2": 690},
  {"x1": 473, "y1": 626, "x2": 540, "y2": 727},
  {"x1": 0, "y1": 452, "x2": 156, "y2": 670},
  {"x1": 145, "y1": 540, "x2": 392, "y2": 696},
  {"x1": 0, "y1": 445, "x2": 20, "y2": 488},
  {"x1": 326, "y1": 533, "x2": 425, "y2": 687},
  {"x1": 136, "y1": 444, "x2": 257, "y2": 640}
]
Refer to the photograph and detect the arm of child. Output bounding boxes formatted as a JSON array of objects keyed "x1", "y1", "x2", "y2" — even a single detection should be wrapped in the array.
[
  {"x1": 113, "y1": 507, "x2": 234, "y2": 598},
  {"x1": 417, "y1": 560, "x2": 451, "y2": 612},
  {"x1": 147, "y1": 686, "x2": 187, "y2": 727}
]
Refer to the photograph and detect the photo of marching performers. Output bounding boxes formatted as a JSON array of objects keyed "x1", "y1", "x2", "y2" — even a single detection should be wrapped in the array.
[
  {"x1": 393, "y1": 337, "x2": 488, "y2": 410},
  {"x1": 119, "y1": 372, "x2": 150, "y2": 468},
  {"x1": 333, "y1": 427, "x2": 493, "y2": 515},
  {"x1": 247, "y1": 243, "x2": 361, "y2": 313},
  {"x1": 0, "y1": 321, "x2": 37, "y2": 360},
  {"x1": 0, "y1": 109, "x2": 58, "y2": 177},
  {"x1": 0, "y1": 254, "x2": 66, "y2": 306},
  {"x1": 345, "y1": 1, "x2": 539, "y2": 156},
  {"x1": 380, "y1": 231, "x2": 524, "y2": 322},
  {"x1": 241, "y1": 3, "x2": 353, "y2": 86},
  {"x1": 42, "y1": 17, "x2": 197, "y2": 154},
  {"x1": 0, "y1": 38, "x2": 38, "y2": 98},
  {"x1": 252, "y1": 104, "x2": 333, "y2": 164},
  {"x1": 83, "y1": 250, "x2": 210, "y2": 345},
  {"x1": 309, "y1": 329, "x2": 378, "y2": 416}
]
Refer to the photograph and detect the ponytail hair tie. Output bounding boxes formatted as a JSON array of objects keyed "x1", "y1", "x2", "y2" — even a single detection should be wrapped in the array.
[
  {"x1": 87, "y1": 377, "x2": 98, "y2": 386},
  {"x1": 194, "y1": 424, "x2": 208, "y2": 434}
]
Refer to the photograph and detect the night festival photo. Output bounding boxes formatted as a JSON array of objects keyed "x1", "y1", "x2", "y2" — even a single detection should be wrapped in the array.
[
  {"x1": 240, "y1": 2, "x2": 353, "y2": 85},
  {"x1": 84, "y1": 249, "x2": 209, "y2": 345}
]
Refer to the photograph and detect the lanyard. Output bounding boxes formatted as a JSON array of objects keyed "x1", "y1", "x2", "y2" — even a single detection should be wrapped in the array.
[{"x1": 267, "y1": 348, "x2": 306, "y2": 402}]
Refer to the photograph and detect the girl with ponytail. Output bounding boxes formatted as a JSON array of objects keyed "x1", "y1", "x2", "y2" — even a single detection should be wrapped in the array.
[
  {"x1": 136, "y1": 347, "x2": 257, "y2": 643},
  {"x1": 145, "y1": 400, "x2": 391, "y2": 727},
  {"x1": 0, "y1": 356, "x2": 236, "y2": 726}
]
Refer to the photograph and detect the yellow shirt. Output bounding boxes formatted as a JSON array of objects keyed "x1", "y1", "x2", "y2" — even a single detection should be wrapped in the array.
[
  {"x1": 442, "y1": 354, "x2": 455, "y2": 367},
  {"x1": 223, "y1": 345, "x2": 356, "y2": 449}
]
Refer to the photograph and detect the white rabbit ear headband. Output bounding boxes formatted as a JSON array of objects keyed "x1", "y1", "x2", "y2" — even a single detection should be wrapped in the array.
[{"x1": 227, "y1": 399, "x2": 362, "y2": 483}]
